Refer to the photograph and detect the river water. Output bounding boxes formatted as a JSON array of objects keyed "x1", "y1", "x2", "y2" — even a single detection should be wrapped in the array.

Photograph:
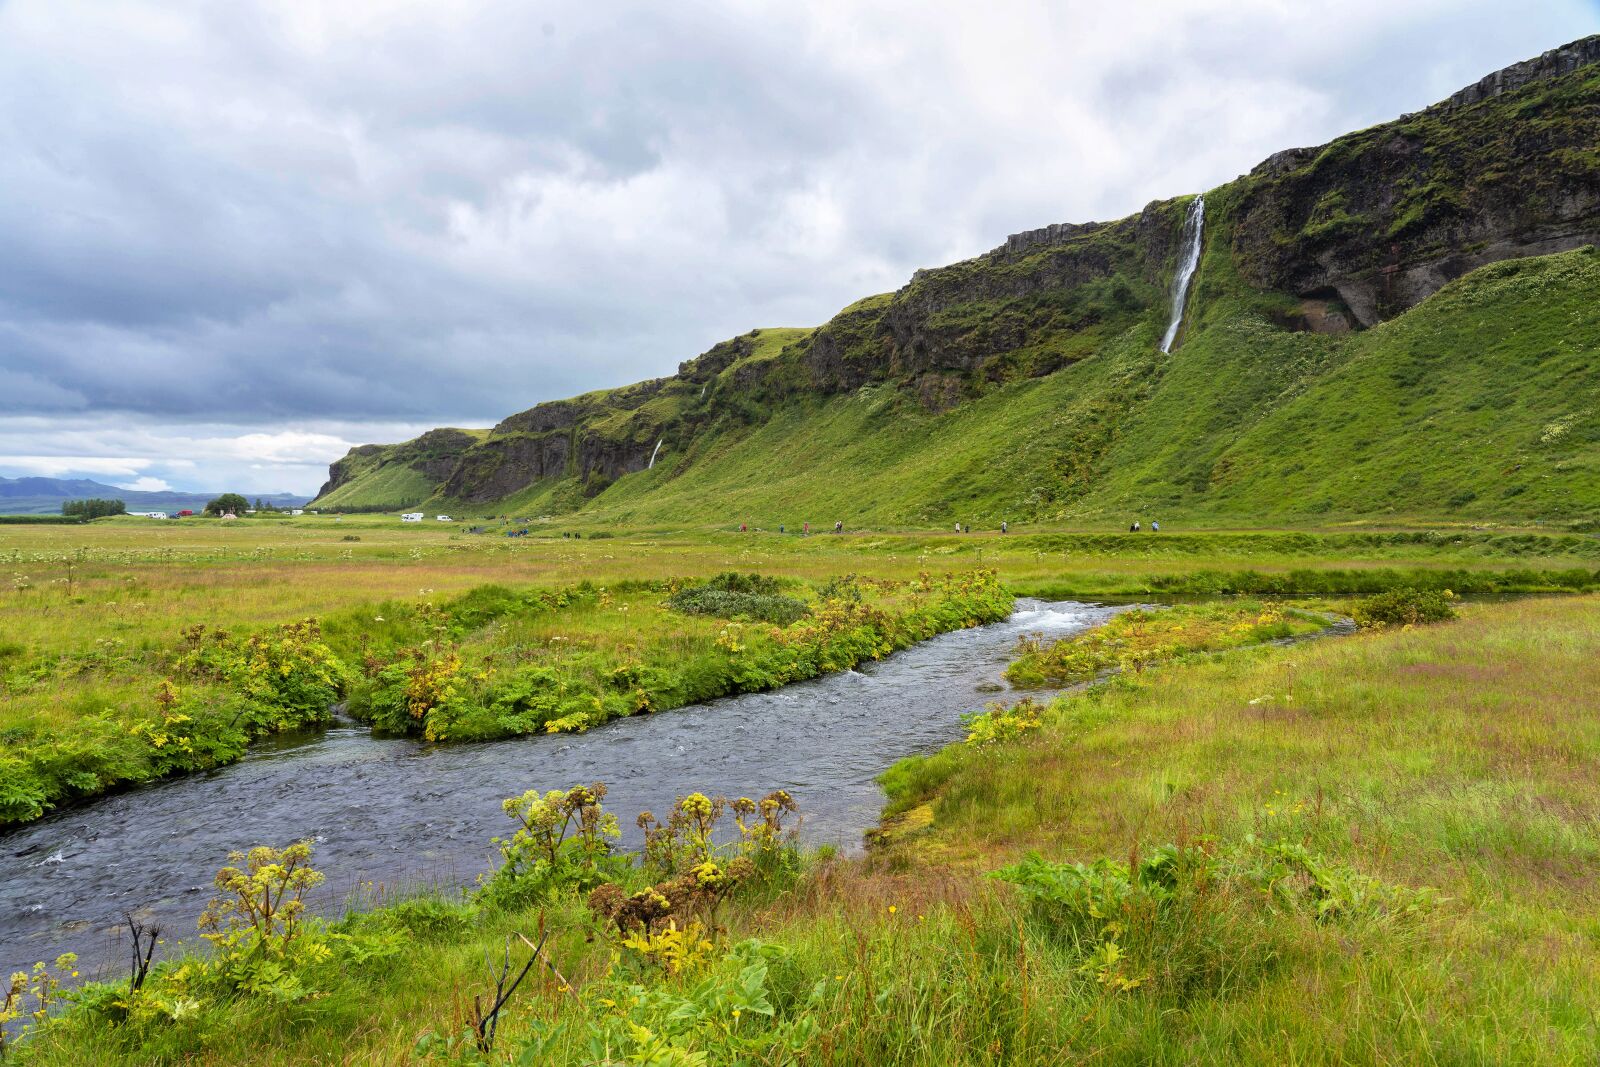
[{"x1": 0, "y1": 599, "x2": 1119, "y2": 980}]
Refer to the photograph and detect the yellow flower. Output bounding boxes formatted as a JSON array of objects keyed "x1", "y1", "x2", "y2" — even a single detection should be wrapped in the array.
[{"x1": 887, "y1": 905, "x2": 897, "y2": 915}]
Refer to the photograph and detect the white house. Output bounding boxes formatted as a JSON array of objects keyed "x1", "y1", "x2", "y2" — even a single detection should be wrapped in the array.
[{"x1": 401, "y1": 513, "x2": 424, "y2": 523}]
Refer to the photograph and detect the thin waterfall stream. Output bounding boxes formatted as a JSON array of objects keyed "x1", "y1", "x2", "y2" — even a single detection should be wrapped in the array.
[
  {"x1": 1159, "y1": 194, "x2": 1205, "y2": 353},
  {"x1": 647, "y1": 438, "x2": 664, "y2": 469}
]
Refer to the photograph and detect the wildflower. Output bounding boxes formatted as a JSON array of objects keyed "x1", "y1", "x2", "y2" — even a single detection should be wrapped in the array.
[{"x1": 887, "y1": 905, "x2": 897, "y2": 915}]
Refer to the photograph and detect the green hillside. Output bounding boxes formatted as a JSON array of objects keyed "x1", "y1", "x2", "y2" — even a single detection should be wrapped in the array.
[
  {"x1": 312, "y1": 39, "x2": 1600, "y2": 529},
  {"x1": 576, "y1": 249, "x2": 1600, "y2": 528}
]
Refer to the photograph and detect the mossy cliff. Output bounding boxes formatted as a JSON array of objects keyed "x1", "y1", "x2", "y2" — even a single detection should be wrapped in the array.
[{"x1": 313, "y1": 37, "x2": 1600, "y2": 526}]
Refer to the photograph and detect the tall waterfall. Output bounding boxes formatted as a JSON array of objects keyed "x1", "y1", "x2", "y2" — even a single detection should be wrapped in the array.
[
  {"x1": 1159, "y1": 194, "x2": 1205, "y2": 353},
  {"x1": 647, "y1": 438, "x2": 664, "y2": 469}
]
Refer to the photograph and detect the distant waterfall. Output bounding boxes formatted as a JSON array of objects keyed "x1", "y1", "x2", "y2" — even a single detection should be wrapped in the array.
[
  {"x1": 647, "y1": 438, "x2": 664, "y2": 470},
  {"x1": 1159, "y1": 195, "x2": 1205, "y2": 353}
]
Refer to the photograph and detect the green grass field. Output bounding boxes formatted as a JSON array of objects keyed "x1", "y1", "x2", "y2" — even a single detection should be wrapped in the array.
[{"x1": 7, "y1": 557, "x2": 1595, "y2": 1063}]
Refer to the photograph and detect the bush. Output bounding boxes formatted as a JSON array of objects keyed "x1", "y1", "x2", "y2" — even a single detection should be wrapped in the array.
[
  {"x1": 1351, "y1": 588, "x2": 1457, "y2": 628},
  {"x1": 198, "y1": 840, "x2": 331, "y2": 1000},
  {"x1": 667, "y1": 573, "x2": 810, "y2": 626}
]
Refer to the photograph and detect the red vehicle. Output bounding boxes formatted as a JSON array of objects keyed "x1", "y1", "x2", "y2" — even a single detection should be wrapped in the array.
[{"x1": 177, "y1": 510, "x2": 194, "y2": 517}]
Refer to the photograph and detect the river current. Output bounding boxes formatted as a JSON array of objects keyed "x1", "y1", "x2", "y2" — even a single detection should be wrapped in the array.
[{"x1": 0, "y1": 599, "x2": 1118, "y2": 979}]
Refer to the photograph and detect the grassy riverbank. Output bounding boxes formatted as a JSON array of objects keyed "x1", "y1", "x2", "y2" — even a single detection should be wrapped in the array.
[
  {"x1": 0, "y1": 569, "x2": 1009, "y2": 825},
  {"x1": 8, "y1": 516, "x2": 1595, "y2": 827},
  {"x1": 9, "y1": 593, "x2": 1598, "y2": 1064}
]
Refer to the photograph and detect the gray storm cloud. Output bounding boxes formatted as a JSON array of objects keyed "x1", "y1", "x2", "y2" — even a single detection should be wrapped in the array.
[{"x1": 0, "y1": 0, "x2": 1595, "y2": 492}]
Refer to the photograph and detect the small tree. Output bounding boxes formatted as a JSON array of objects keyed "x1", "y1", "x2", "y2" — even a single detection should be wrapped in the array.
[{"x1": 204, "y1": 493, "x2": 249, "y2": 516}]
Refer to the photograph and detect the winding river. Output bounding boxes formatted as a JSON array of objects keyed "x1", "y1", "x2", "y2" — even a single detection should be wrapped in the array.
[{"x1": 1, "y1": 599, "x2": 1119, "y2": 980}]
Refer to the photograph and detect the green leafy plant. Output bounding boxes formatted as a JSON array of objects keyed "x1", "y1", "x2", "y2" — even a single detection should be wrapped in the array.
[
  {"x1": 478, "y1": 784, "x2": 621, "y2": 908},
  {"x1": 510, "y1": 940, "x2": 821, "y2": 1064},
  {"x1": 197, "y1": 840, "x2": 328, "y2": 1001}
]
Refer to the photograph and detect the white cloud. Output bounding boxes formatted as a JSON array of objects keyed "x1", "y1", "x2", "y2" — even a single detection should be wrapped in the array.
[
  {"x1": 0, "y1": 456, "x2": 153, "y2": 479},
  {"x1": 119, "y1": 476, "x2": 175, "y2": 492},
  {"x1": 0, "y1": 418, "x2": 439, "y2": 494}
]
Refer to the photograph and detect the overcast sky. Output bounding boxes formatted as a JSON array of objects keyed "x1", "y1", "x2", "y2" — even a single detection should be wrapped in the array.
[{"x1": 1, "y1": 0, "x2": 1595, "y2": 495}]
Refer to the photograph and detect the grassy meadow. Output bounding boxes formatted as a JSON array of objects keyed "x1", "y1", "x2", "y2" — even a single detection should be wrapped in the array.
[{"x1": 2, "y1": 515, "x2": 1598, "y2": 1063}]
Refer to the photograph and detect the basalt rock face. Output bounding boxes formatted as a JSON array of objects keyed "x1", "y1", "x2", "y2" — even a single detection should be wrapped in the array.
[
  {"x1": 406, "y1": 429, "x2": 483, "y2": 482},
  {"x1": 312, "y1": 36, "x2": 1600, "y2": 512},
  {"x1": 1229, "y1": 34, "x2": 1600, "y2": 326},
  {"x1": 1436, "y1": 35, "x2": 1600, "y2": 115},
  {"x1": 440, "y1": 433, "x2": 572, "y2": 503},
  {"x1": 870, "y1": 200, "x2": 1184, "y2": 388}
]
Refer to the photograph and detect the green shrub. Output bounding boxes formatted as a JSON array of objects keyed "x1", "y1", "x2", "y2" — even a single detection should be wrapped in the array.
[
  {"x1": 667, "y1": 572, "x2": 810, "y2": 626},
  {"x1": 1351, "y1": 588, "x2": 1458, "y2": 628}
]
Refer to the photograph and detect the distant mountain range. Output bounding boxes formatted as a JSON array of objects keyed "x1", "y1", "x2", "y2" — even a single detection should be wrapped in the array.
[{"x1": 0, "y1": 476, "x2": 308, "y2": 515}]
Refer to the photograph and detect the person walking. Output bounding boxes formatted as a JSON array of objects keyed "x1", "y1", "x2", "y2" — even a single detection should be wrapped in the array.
[
  {"x1": 1001, "y1": 521, "x2": 1008, "y2": 534},
  {"x1": 803, "y1": 522, "x2": 810, "y2": 536},
  {"x1": 834, "y1": 520, "x2": 843, "y2": 534},
  {"x1": 1151, "y1": 520, "x2": 1160, "y2": 532}
]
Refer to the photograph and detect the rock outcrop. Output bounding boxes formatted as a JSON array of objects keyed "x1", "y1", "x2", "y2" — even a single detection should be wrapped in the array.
[{"x1": 1229, "y1": 33, "x2": 1600, "y2": 325}]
